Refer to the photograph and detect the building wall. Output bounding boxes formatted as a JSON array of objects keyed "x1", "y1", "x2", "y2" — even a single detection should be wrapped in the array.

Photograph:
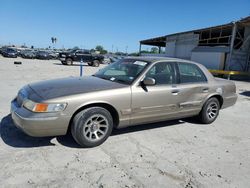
[
  {"x1": 165, "y1": 32, "x2": 199, "y2": 59},
  {"x1": 175, "y1": 43, "x2": 197, "y2": 59},
  {"x1": 165, "y1": 41, "x2": 175, "y2": 57},
  {"x1": 191, "y1": 52, "x2": 225, "y2": 70}
]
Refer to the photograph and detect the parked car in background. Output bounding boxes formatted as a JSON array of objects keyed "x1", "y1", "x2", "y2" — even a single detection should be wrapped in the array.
[
  {"x1": 110, "y1": 56, "x2": 120, "y2": 63},
  {"x1": 36, "y1": 51, "x2": 52, "y2": 60},
  {"x1": 20, "y1": 49, "x2": 36, "y2": 59},
  {"x1": 103, "y1": 56, "x2": 112, "y2": 64},
  {"x1": 0, "y1": 47, "x2": 3, "y2": 55},
  {"x1": 59, "y1": 49, "x2": 104, "y2": 66},
  {"x1": 1, "y1": 48, "x2": 18, "y2": 58},
  {"x1": 10, "y1": 57, "x2": 237, "y2": 147},
  {"x1": 47, "y1": 50, "x2": 59, "y2": 59}
]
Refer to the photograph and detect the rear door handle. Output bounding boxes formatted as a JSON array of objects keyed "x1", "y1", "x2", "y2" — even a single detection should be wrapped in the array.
[
  {"x1": 202, "y1": 88, "x2": 209, "y2": 93},
  {"x1": 171, "y1": 89, "x2": 180, "y2": 95}
]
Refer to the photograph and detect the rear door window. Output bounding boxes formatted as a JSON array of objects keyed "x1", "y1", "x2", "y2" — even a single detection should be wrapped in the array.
[{"x1": 177, "y1": 62, "x2": 207, "y2": 84}]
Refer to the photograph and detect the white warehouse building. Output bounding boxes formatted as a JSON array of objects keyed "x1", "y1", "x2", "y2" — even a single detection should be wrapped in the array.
[{"x1": 139, "y1": 16, "x2": 250, "y2": 72}]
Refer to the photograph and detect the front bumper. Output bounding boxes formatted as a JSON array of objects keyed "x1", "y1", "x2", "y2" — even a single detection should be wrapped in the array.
[{"x1": 11, "y1": 99, "x2": 70, "y2": 137}]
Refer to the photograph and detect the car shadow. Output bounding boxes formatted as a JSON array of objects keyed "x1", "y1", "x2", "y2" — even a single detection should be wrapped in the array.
[
  {"x1": 111, "y1": 120, "x2": 184, "y2": 136},
  {"x1": 239, "y1": 91, "x2": 250, "y2": 97},
  {"x1": 1, "y1": 114, "x2": 189, "y2": 148},
  {"x1": 53, "y1": 62, "x2": 91, "y2": 67},
  {"x1": 0, "y1": 114, "x2": 56, "y2": 148}
]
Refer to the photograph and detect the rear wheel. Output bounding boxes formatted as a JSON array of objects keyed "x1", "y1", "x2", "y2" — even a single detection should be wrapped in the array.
[
  {"x1": 71, "y1": 107, "x2": 113, "y2": 147},
  {"x1": 66, "y1": 58, "x2": 73, "y2": 65},
  {"x1": 93, "y1": 60, "x2": 100, "y2": 67},
  {"x1": 198, "y1": 97, "x2": 220, "y2": 124}
]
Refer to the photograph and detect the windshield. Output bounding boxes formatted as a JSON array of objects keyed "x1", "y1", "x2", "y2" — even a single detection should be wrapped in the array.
[
  {"x1": 38, "y1": 51, "x2": 47, "y2": 55},
  {"x1": 7, "y1": 48, "x2": 16, "y2": 52},
  {"x1": 94, "y1": 59, "x2": 149, "y2": 85}
]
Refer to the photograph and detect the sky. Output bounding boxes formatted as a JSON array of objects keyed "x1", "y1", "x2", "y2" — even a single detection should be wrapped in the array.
[{"x1": 0, "y1": 0, "x2": 249, "y2": 53}]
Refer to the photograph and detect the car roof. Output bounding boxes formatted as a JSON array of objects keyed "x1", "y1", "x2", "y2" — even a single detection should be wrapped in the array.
[
  {"x1": 125, "y1": 56, "x2": 215, "y2": 82},
  {"x1": 125, "y1": 56, "x2": 197, "y2": 65}
]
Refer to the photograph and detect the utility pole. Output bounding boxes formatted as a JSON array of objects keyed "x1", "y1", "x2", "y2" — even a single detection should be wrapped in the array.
[{"x1": 227, "y1": 22, "x2": 237, "y2": 71}]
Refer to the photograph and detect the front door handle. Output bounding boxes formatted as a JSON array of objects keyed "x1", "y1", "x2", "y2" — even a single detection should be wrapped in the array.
[{"x1": 171, "y1": 89, "x2": 180, "y2": 95}]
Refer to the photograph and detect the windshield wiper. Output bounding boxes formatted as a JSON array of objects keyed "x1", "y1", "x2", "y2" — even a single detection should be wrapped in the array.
[
  {"x1": 93, "y1": 75, "x2": 128, "y2": 84},
  {"x1": 113, "y1": 79, "x2": 128, "y2": 84},
  {"x1": 93, "y1": 75, "x2": 111, "y2": 81}
]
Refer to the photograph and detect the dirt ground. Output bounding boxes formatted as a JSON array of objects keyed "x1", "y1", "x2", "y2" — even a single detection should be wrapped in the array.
[{"x1": 0, "y1": 56, "x2": 249, "y2": 188}]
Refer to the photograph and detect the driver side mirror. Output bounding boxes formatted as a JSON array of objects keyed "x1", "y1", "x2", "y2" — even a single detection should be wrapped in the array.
[{"x1": 142, "y1": 77, "x2": 155, "y2": 86}]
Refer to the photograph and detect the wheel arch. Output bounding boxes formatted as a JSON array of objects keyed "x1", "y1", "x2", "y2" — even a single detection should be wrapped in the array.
[
  {"x1": 67, "y1": 102, "x2": 120, "y2": 133},
  {"x1": 205, "y1": 94, "x2": 224, "y2": 108}
]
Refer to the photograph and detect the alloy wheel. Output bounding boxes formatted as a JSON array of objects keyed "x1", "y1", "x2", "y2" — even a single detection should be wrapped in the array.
[
  {"x1": 82, "y1": 114, "x2": 109, "y2": 142},
  {"x1": 206, "y1": 102, "x2": 218, "y2": 120}
]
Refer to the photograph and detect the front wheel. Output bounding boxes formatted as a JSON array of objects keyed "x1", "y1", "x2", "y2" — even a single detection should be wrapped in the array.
[
  {"x1": 88, "y1": 62, "x2": 93, "y2": 66},
  {"x1": 198, "y1": 97, "x2": 220, "y2": 124},
  {"x1": 71, "y1": 107, "x2": 113, "y2": 147}
]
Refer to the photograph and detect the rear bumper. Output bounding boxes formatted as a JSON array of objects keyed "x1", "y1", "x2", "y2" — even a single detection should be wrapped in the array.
[
  {"x1": 11, "y1": 99, "x2": 70, "y2": 137},
  {"x1": 221, "y1": 93, "x2": 237, "y2": 109}
]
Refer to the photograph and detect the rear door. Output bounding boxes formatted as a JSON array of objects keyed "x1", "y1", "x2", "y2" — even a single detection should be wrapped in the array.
[
  {"x1": 74, "y1": 50, "x2": 91, "y2": 62},
  {"x1": 173, "y1": 62, "x2": 210, "y2": 115}
]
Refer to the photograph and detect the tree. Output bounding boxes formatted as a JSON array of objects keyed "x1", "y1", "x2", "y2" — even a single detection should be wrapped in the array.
[
  {"x1": 95, "y1": 45, "x2": 104, "y2": 52},
  {"x1": 100, "y1": 50, "x2": 108, "y2": 54},
  {"x1": 140, "y1": 50, "x2": 150, "y2": 54},
  {"x1": 90, "y1": 49, "x2": 96, "y2": 53},
  {"x1": 150, "y1": 47, "x2": 158, "y2": 54},
  {"x1": 72, "y1": 46, "x2": 80, "y2": 50},
  {"x1": 129, "y1": 52, "x2": 139, "y2": 56},
  {"x1": 95, "y1": 45, "x2": 108, "y2": 54}
]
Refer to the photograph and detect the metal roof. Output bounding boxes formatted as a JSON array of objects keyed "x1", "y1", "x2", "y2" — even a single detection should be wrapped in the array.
[{"x1": 140, "y1": 16, "x2": 250, "y2": 47}]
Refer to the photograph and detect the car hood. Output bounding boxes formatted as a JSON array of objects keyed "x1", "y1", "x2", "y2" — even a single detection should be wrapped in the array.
[{"x1": 28, "y1": 76, "x2": 126, "y2": 100}]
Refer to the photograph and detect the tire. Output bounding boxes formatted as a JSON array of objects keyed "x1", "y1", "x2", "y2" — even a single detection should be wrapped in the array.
[
  {"x1": 88, "y1": 62, "x2": 93, "y2": 66},
  {"x1": 93, "y1": 60, "x2": 100, "y2": 67},
  {"x1": 66, "y1": 58, "x2": 73, "y2": 65},
  {"x1": 198, "y1": 97, "x2": 220, "y2": 124},
  {"x1": 71, "y1": 107, "x2": 113, "y2": 147},
  {"x1": 61, "y1": 61, "x2": 67, "y2": 65}
]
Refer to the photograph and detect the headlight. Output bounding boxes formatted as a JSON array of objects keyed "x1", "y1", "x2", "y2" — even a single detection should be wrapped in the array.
[{"x1": 23, "y1": 99, "x2": 67, "y2": 113}]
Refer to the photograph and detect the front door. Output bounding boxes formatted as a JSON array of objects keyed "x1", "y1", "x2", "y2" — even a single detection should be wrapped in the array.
[{"x1": 130, "y1": 61, "x2": 182, "y2": 125}]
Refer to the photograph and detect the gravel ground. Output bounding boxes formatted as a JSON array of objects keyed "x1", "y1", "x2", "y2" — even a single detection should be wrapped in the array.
[{"x1": 0, "y1": 56, "x2": 250, "y2": 188}]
